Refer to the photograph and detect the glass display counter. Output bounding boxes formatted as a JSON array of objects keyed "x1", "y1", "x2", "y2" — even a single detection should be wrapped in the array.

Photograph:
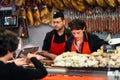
[{"x1": 41, "y1": 66, "x2": 109, "y2": 80}]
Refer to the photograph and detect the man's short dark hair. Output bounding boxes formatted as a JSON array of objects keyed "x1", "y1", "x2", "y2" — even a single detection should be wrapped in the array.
[
  {"x1": 53, "y1": 11, "x2": 64, "y2": 20},
  {"x1": 0, "y1": 29, "x2": 19, "y2": 57},
  {"x1": 68, "y1": 19, "x2": 87, "y2": 30}
]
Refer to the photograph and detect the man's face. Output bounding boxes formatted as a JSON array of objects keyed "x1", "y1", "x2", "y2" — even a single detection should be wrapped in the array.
[
  {"x1": 72, "y1": 29, "x2": 84, "y2": 41},
  {"x1": 52, "y1": 17, "x2": 65, "y2": 31}
]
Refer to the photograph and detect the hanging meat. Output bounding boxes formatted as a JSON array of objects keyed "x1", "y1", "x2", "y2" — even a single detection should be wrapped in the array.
[
  {"x1": 104, "y1": 0, "x2": 118, "y2": 7},
  {"x1": 85, "y1": 0, "x2": 97, "y2": 6},
  {"x1": 71, "y1": 0, "x2": 88, "y2": 12},
  {"x1": 33, "y1": 6, "x2": 41, "y2": 27},
  {"x1": 3, "y1": 0, "x2": 12, "y2": 6},
  {"x1": 62, "y1": 0, "x2": 73, "y2": 8},
  {"x1": 26, "y1": 6, "x2": 34, "y2": 27},
  {"x1": 41, "y1": 0, "x2": 52, "y2": 7},
  {"x1": 118, "y1": 10, "x2": 120, "y2": 32},
  {"x1": 14, "y1": 0, "x2": 24, "y2": 6},
  {"x1": 3, "y1": 0, "x2": 9, "y2": 5},
  {"x1": 117, "y1": 0, "x2": 120, "y2": 5},
  {"x1": 96, "y1": 0, "x2": 108, "y2": 8},
  {"x1": 40, "y1": 6, "x2": 52, "y2": 24},
  {"x1": 51, "y1": 0, "x2": 65, "y2": 10}
]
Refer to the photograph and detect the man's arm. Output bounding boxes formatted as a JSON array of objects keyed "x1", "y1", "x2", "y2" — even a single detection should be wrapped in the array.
[{"x1": 41, "y1": 50, "x2": 57, "y2": 60}]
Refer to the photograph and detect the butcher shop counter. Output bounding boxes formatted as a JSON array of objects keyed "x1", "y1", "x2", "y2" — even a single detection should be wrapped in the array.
[
  {"x1": 25, "y1": 60, "x2": 120, "y2": 80},
  {"x1": 46, "y1": 66, "x2": 107, "y2": 76},
  {"x1": 39, "y1": 59, "x2": 107, "y2": 76},
  {"x1": 40, "y1": 66, "x2": 108, "y2": 80},
  {"x1": 41, "y1": 66, "x2": 120, "y2": 80},
  {"x1": 41, "y1": 59, "x2": 120, "y2": 80}
]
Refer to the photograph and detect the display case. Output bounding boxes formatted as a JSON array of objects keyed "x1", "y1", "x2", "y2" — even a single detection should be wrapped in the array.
[
  {"x1": 25, "y1": 59, "x2": 120, "y2": 80},
  {"x1": 43, "y1": 66, "x2": 120, "y2": 80},
  {"x1": 40, "y1": 45, "x2": 120, "y2": 80}
]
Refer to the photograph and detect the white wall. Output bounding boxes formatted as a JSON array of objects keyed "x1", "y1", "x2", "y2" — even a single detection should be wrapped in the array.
[{"x1": 22, "y1": 24, "x2": 53, "y2": 49}]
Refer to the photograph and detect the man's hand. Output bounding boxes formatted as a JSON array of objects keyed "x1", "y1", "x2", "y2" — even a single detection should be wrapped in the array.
[
  {"x1": 27, "y1": 53, "x2": 46, "y2": 60},
  {"x1": 14, "y1": 58, "x2": 28, "y2": 66},
  {"x1": 49, "y1": 54, "x2": 57, "y2": 60}
]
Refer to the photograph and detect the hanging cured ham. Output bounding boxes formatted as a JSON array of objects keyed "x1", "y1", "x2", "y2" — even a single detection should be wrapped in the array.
[
  {"x1": 14, "y1": 0, "x2": 24, "y2": 6},
  {"x1": 96, "y1": 0, "x2": 107, "y2": 8},
  {"x1": 51, "y1": 0, "x2": 65, "y2": 10},
  {"x1": 3, "y1": 0, "x2": 12, "y2": 6},
  {"x1": 104, "y1": 0, "x2": 118, "y2": 7},
  {"x1": 3, "y1": 0, "x2": 9, "y2": 5},
  {"x1": 26, "y1": 6, "x2": 34, "y2": 27},
  {"x1": 33, "y1": 6, "x2": 41, "y2": 27},
  {"x1": 71, "y1": 0, "x2": 88, "y2": 12},
  {"x1": 85, "y1": 0, "x2": 97, "y2": 6},
  {"x1": 41, "y1": 0, "x2": 52, "y2": 7},
  {"x1": 62, "y1": 0, "x2": 73, "y2": 8},
  {"x1": 117, "y1": 0, "x2": 120, "y2": 5},
  {"x1": 40, "y1": 6, "x2": 52, "y2": 24}
]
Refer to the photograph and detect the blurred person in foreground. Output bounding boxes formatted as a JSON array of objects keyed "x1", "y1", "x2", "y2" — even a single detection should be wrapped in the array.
[
  {"x1": 42, "y1": 11, "x2": 72, "y2": 60},
  {"x1": 65, "y1": 19, "x2": 108, "y2": 54},
  {"x1": 0, "y1": 29, "x2": 48, "y2": 80}
]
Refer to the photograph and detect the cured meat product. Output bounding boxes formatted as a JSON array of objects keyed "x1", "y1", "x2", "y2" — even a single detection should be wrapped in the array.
[
  {"x1": 92, "y1": 14, "x2": 96, "y2": 32},
  {"x1": 40, "y1": 6, "x2": 52, "y2": 24},
  {"x1": 51, "y1": 0, "x2": 65, "y2": 10},
  {"x1": 26, "y1": 7, "x2": 34, "y2": 27},
  {"x1": 85, "y1": 0, "x2": 97, "y2": 6},
  {"x1": 62, "y1": 0, "x2": 73, "y2": 8},
  {"x1": 4, "y1": 0, "x2": 10, "y2": 5},
  {"x1": 14, "y1": 0, "x2": 24, "y2": 6},
  {"x1": 96, "y1": 0, "x2": 107, "y2": 8},
  {"x1": 116, "y1": 13, "x2": 119, "y2": 33},
  {"x1": 71, "y1": 0, "x2": 88, "y2": 12},
  {"x1": 2, "y1": 0, "x2": 13, "y2": 6},
  {"x1": 117, "y1": 0, "x2": 120, "y2": 4},
  {"x1": 33, "y1": 6, "x2": 41, "y2": 27},
  {"x1": 41, "y1": 0, "x2": 52, "y2": 7},
  {"x1": 118, "y1": 12, "x2": 120, "y2": 32},
  {"x1": 104, "y1": 0, "x2": 118, "y2": 7}
]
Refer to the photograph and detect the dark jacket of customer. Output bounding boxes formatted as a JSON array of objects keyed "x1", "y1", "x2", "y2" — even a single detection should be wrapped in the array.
[{"x1": 0, "y1": 29, "x2": 48, "y2": 80}]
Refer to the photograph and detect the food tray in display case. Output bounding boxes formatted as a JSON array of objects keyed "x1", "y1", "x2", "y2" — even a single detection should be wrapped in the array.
[
  {"x1": 50, "y1": 66, "x2": 120, "y2": 71},
  {"x1": 46, "y1": 66, "x2": 107, "y2": 76}
]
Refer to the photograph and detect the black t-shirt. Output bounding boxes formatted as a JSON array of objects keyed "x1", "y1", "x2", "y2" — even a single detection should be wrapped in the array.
[
  {"x1": 42, "y1": 28, "x2": 72, "y2": 51},
  {"x1": 65, "y1": 32, "x2": 108, "y2": 53},
  {"x1": 0, "y1": 57, "x2": 48, "y2": 80}
]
